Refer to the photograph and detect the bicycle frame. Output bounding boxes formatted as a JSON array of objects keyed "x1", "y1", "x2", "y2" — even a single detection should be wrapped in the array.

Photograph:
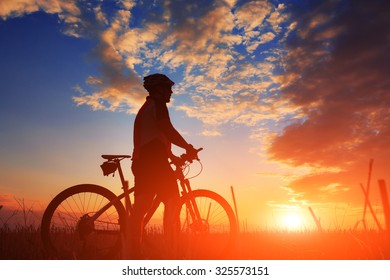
[
  {"x1": 94, "y1": 155, "x2": 203, "y2": 231},
  {"x1": 42, "y1": 150, "x2": 237, "y2": 259}
]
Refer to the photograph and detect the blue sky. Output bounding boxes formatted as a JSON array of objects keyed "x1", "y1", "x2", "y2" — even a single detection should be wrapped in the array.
[{"x1": 1, "y1": 0, "x2": 389, "y2": 229}]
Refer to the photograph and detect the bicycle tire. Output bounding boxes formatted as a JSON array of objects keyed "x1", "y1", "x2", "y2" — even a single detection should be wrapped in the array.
[
  {"x1": 41, "y1": 184, "x2": 126, "y2": 259},
  {"x1": 177, "y1": 189, "x2": 237, "y2": 259}
]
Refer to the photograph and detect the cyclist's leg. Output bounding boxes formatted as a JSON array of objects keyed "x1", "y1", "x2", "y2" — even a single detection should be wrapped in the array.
[
  {"x1": 130, "y1": 159, "x2": 156, "y2": 259},
  {"x1": 129, "y1": 191, "x2": 155, "y2": 258},
  {"x1": 163, "y1": 194, "x2": 180, "y2": 236},
  {"x1": 160, "y1": 167, "x2": 181, "y2": 257}
]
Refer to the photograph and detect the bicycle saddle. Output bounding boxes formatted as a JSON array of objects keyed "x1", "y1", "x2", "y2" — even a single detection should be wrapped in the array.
[{"x1": 101, "y1": 154, "x2": 131, "y2": 160}]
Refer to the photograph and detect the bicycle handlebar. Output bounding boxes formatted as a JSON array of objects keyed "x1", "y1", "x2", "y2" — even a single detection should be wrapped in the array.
[
  {"x1": 178, "y1": 147, "x2": 203, "y2": 164},
  {"x1": 182, "y1": 147, "x2": 203, "y2": 160}
]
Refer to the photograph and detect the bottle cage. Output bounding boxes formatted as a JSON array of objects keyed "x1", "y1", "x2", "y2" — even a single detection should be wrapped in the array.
[{"x1": 100, "y1": 161, "x2": 117, "y2": 176}]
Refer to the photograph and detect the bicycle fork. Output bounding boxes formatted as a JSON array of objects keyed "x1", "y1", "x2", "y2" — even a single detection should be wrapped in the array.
[{"x1": 180, "y1": 179, "x2": 207, "y2": 231}]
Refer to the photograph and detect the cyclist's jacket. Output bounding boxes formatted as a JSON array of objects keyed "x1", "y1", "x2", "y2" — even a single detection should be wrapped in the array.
[{"x1": 132, "y1": 96, "x2": 172, "y2": 161}]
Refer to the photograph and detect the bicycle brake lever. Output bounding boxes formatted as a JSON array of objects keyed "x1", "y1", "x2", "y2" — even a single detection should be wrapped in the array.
[{"x1": 195, "y1": 147, "x2": 203, "y2": 161}]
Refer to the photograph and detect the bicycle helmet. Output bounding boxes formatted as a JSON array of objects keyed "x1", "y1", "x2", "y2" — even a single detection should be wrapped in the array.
[{"x1": 143, "y1": 73, "x2": 174, "y2": 92}]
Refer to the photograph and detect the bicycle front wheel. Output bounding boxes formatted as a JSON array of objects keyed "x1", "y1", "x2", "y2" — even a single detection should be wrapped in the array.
[
  {"x1": 41, "y1": 184, "x2": 126, "y2": 259},
  {"x1": 178, "y1": 189, "x2": 237, "y2": 259}
]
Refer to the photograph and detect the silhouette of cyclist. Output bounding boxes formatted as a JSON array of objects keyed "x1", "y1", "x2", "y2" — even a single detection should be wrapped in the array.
[{"x1": 130, "y1": 73, "x2": 198, "y2": 258}]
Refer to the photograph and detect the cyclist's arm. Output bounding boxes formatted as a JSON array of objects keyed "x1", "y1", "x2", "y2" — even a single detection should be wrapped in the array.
[
  {"x1": 158, "y1": 118, "x2": 191, "y2": 150},
  {"x1": 154, "y1": 99, "x2": 192, "y2": 151}
]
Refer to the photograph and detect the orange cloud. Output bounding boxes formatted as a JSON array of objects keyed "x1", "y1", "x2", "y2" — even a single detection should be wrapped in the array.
[
  {"x1": 0, "y1": 0, "x2": 81, "y2": 36},
  {"x1": 268, "y1": 0, "x2": 390, "y2": 204},
  {"x1": 235, "y1": 0, "x2": 272, "y2": 32},
  {"x1": 64, "y1": 1, "x2": 292, "y2": 129}
]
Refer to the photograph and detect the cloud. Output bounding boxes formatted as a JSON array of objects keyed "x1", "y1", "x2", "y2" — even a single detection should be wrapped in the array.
[
  {"x1": 268, "y1": 0, "x2": 390, "y2": 204},
  {"x1": 235, "y1": 0, "x2": 272, "y2": 32},
  {"x1": 54, "y1": 0, "x2": 285, "y2": 140},
  {"x1": 69, "y1": 1, "x2": 147, "y2": 112},
  {"x1": 0, "y1": 0, "x2": 76, "y2": 19},
  {"x1": 158, "y1": 1, "x2": 292, "y2": 135},
  {"x1": 0, "y1": 0, "x2": 306, "y2": 132},
  {"x1": 1, "y1": 0, "x2": 291, "y2": 125},
  {"x1": 1, "y1": 0, "x2": 146, "y2": 112},
  {"x1": 0, "y1": 0, "x2": 82, "y2": 36},
  {"x1": 201, "y1": 130, "x2": 222, "y2": 137}
]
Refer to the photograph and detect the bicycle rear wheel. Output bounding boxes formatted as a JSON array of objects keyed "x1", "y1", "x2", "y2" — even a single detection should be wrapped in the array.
[
  {"x1": 41, "y1": 184, "x2": 126, "y2": 259},
  {"x1": 178, "y1": 189, "x2": 237, "y2": 259}
]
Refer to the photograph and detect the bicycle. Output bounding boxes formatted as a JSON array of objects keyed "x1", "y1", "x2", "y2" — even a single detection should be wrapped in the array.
[{"x1": 41, "y1": 149, "x2": 237, "y2": 259}]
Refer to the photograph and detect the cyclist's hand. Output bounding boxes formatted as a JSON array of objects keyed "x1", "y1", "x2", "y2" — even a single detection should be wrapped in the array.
[
  {"x1": 170, "y1": 155, "x2": 185, "y2": 167},
  {"x1": 184, "y1": 144, "x2": 201, "y2": 162}
]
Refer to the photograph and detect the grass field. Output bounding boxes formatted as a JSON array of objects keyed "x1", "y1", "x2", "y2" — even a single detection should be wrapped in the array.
[
  {"x1": 1, "y1": 224, "x2": 389, "y2": 260},
  {"x1": 1, "y1": 195, "x2": 389, "y2": 260}
]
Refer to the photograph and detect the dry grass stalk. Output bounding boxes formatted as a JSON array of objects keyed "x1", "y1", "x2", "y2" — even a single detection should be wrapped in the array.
[
  {"x1": 230, "y1": 186, "x2": 239, "y2": 233},
  {"x1": 308, "y1": 207, "x2": 323, "y2": 232},
  {"x1": 362, "y1": 159, "x2": 374, "y2": 225},
  {"x1": 359, "y1": 183, "x2": 383, "y2": 231},
  {"x1": 378, "y1": 180, "x2": 390, "y2": 234}
]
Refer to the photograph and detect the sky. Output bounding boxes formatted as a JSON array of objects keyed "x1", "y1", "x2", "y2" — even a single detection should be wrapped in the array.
[{"x1": 0, "y1": 0, "x2": 389, "y2": 230}]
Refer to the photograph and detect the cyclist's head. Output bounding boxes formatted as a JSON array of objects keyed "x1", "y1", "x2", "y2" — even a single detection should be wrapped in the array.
[{"x1": 143, "y1": 73, "x2": 174, "y2": 93}]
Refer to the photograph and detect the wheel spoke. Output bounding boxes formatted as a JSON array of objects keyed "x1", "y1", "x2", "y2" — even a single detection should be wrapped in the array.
[
  {"x1": 41, "y1": 184, "x2": 125, "y2": 259},
  {"x1": 178, "y1": 189, "x2": 237, "y2": 259}
]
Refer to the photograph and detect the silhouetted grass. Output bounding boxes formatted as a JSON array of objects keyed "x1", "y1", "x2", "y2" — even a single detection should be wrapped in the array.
[
  {"x1": 1, "y1": 200, "x2": 388, "y2": 259},
  {"x1": 0, "y1": 225, "x2": 46, "y2": 259},
  {"x1": 1, "y1": 225, "x2": 389, "y2": 259}
]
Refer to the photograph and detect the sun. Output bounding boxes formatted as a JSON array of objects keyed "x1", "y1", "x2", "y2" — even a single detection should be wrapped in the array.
[{"x1": 282, "y1": 212, "x2": 303, "y2": 231}]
